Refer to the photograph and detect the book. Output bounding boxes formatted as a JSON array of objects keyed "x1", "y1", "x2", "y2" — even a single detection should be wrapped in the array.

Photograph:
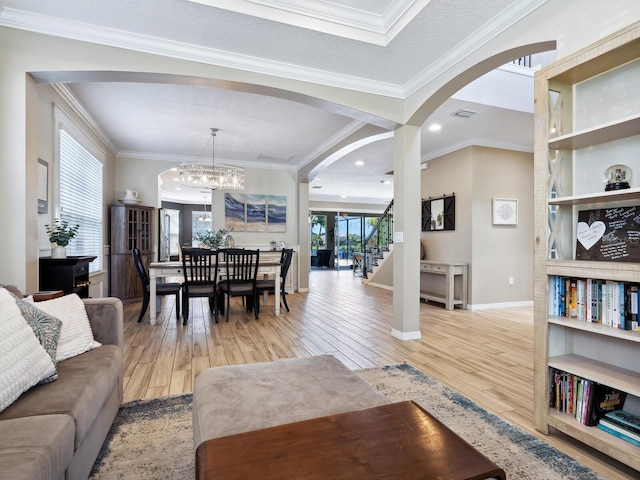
[
  {"x1": 604, "y1": 410, "x2": 640, "y2": 433},
  {"x1": 598, "y1": 423, "x2": 640, "y2": 447},
  {"x1": 600, "y1": 418, "x2": 640, "y2": 442},
  {"x1": 586, "y1": 384, "x2": 627, "y2": 426}
]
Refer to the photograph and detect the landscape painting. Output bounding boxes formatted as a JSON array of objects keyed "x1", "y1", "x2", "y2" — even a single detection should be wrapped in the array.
[
  {"x1": 245, "y1": 194, "x2": 266, "y2": 232},
  {"x1": 267, "y1": 195, "x2": 286, "y2": 232},
  {"x1": 225, "y1": 193, "x2": 245, "y2": 231}
]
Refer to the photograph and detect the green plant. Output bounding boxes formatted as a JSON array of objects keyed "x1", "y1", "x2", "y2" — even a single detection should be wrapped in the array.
[
  {"x1": 193, "y1": 228, "x2": 229, "y2": 249},
  {"x1": 45, "y1": 218, "x2": 79, "y2": 247}
]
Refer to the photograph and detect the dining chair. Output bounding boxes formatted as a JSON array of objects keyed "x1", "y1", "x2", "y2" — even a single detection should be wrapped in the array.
[
  {"x1": 217, "y1": 248, "x2": 260, "y2": 322},
  {"x1": 181, "y1": 248, "x2": 219, "y2": 324},
  {"x1": 132, "y1": 247, "x2": 181, "y2": 323},
  {"x1": 256, "y1": 248, "x2": 293, "y2": 313}
]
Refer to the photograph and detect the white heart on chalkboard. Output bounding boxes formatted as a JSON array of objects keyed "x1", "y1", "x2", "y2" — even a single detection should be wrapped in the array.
[{"x1": 577, "y1": 221, "x2": 606, "y2": 250}]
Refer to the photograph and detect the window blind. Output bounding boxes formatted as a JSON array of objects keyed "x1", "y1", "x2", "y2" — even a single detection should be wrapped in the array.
[{"x1": 59, "y1": 129, "x2": 103, "y2": 273}]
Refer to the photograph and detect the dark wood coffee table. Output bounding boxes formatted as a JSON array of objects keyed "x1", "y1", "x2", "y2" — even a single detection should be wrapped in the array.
[{"x1": 195, "y1": 400, "x2": 506, "y2": 479}]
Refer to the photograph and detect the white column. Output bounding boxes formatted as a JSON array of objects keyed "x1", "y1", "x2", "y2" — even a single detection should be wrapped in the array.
[{"x1": 391, "y1": 125, "x2": 422, "y2": 340}]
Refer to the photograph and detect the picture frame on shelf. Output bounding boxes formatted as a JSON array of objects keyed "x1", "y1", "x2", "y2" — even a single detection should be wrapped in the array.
[{"x1": 492, "y1": 198, "x2": 517, "y2": 225}]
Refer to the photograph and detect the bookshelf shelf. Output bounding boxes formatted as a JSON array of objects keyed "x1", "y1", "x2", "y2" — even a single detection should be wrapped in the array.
[
  {"x1": 548, "y1": 113, "x2": 640, "y2": 150},
  {"x1": 548, "y1": 187, "x2": 640, "y2": 206},
  {"x1": 547, "y1": 410, "x2": 640, "y2": 471},
  {"x1": 533, "y1": 22, "x2": 640, "y2": 472},
  {"x1": 548, "y1": 354, "x2": 640, "y2": 397},
  {"x1": 549, "y1": 316, "x2": 640, "y2": 343}
]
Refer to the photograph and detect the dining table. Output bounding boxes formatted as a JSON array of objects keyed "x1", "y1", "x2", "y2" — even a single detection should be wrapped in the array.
[{"x1": 148, "y1": 260, "x2": 282, "y2": 325}]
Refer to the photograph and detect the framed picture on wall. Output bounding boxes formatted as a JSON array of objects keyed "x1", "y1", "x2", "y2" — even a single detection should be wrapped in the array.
[{"x1": 492, "y1": 198, "x2": 518, "y2": 225}]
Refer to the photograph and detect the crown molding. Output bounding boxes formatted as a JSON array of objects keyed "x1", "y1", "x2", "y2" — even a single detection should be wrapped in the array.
[
  {"x1": 0, "y1": 7, "x2": 403, "y2": 98},
  {"x1": 187, "y1": 0, "x2": 430, "y2": 46},
  {"x1": 51, "y1": 84, "x2": 118, "y2": 154},
  {"x1": 403, "y1": 0, "x2": 548, "y2": 97}
]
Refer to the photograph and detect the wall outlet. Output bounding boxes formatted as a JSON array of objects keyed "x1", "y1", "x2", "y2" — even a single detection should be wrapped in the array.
[{"x1": 508, "y1": 276, "x2": 514, "y2": 286}]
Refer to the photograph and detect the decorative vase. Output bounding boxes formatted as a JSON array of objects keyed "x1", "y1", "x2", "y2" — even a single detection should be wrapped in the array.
[{"x1": 51, "y1": 245, "x2": 67, "y2": 259}]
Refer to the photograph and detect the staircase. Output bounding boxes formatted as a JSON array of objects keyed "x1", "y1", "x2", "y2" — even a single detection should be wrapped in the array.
[{"x1": 362, "y1": 199, "x2": 393, "y2": 284}]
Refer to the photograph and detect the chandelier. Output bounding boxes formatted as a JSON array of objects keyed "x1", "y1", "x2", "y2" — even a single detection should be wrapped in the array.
[{"x1": 179, "y1": 128, "x2": 245, "y2": 190}]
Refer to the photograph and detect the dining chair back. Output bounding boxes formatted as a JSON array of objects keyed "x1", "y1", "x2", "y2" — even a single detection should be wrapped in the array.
[
  {"x1": 218, "y1": 248, "x2": 260, "y2": 322},
  {"x1": 256, "y1": 248, "x2": 294, "y2": 312},
  {"x1": 132, "y1": 247, "x2": 181, "y2": 322},
  {"x1": 181, "y1": 248, "x2": 219, "y2": 324}
]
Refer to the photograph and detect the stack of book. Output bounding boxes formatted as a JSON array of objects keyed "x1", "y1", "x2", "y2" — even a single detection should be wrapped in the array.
[
  {"x1": 549, "y1": 368, "x2": 626, "y2": 426},
  {"x1": 549, "y1": 276, "x2": 640, "y2": 331},
  {"x1": 598, "y1": 410, "x2": 640, "y2": 447}
]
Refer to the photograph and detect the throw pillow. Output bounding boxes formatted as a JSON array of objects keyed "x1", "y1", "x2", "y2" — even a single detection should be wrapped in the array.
[
  {"x1": 28, "y1": 293, "x2": 101, "y2": 361},
  {"x1": 13, "y1": 296, "x2": 62, "y2": 383},
  {"x1": 0, "y1": 288, "x2": 56, "y2": 412}
]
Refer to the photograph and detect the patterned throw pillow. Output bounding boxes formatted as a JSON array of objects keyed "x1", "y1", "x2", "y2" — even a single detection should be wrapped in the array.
[
  {"x1": 0, "y1": 288, "x2": 56, "y2": 412},
  {"x1": 13, "y1": 297, "x2": 62, "y2": 384}
]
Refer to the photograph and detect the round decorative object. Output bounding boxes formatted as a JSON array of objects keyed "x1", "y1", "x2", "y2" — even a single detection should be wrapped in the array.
[
  {"x1": 223, "y1": 234, "x2": 235, "y2": 248},
  {"x1": 603, "y1": 164, "x2": 631, "y2": 191},
  {"x1": 279, "y1": 241, "x2": 287, "y2": 250},
  {"x1": 51, "y1": 245, "x2": 67, "y2": 259}
]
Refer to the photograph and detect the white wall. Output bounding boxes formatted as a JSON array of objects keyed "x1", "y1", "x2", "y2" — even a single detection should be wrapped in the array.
[{"x1": 115, "y1": 155, "x2": 299, "y2": 251}]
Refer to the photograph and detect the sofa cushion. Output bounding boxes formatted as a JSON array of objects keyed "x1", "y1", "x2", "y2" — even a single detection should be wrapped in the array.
[
  {"x1": 27, "y1": 294, "x2": 101, "y2": 361},
  {"x1": 13, "y1": 296, "x2": 62, "y2": 384},
  {"x1": 0, "y1": 289, "x2": 56, "y2": 413},
  {"x1": 0, "y1": 414, "x2": 74, "y2": 480},
  {"x1": 0, "y1": 345, "x2": 122, "y2": 450}
]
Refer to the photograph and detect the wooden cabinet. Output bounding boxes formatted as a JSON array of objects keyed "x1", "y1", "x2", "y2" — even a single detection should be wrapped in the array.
[
  {"x1": 39, "y1": 256, "x2": 96, "y2": 298},
  {"x1": 533, "y1": 22, "x2": 640, "y2": 470},
  {"x1": 109, "y1": 203, "x2": 155, "y2": 302}
]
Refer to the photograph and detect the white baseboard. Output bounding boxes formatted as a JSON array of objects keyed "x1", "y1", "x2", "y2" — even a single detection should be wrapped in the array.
[
  {"x1": 467, "y1": 300, "x2": 533, "y2": 310},
  {"x1": 365, "y1": 282, "x2": 393, "y2": 291},
  {"x1": 391, "y1": 328, "x2": 422, "y2": 341}
]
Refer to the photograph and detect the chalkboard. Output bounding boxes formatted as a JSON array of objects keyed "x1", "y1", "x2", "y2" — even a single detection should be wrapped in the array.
[{"x1": 575, "y1": 205, "x2": 640, "y2": 262}]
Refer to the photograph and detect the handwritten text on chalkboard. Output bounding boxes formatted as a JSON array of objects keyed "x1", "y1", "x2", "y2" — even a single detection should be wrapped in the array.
[{"x1": 575, "y1": 206, "x2": 640, "y2": 262}]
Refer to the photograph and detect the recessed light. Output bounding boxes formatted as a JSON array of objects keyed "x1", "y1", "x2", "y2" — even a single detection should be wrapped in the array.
[
  {"x1": 428, "y1": 124, "x2": 442, "y2": 132},
  {"x1": 379, "y1": 180, "x2": 391, "y2": 185},
  {"x1": 341, "y1": 195, "x2": 347, "y2": 198},
  {"x1": 355, "y1": 160, "x2": 364, "y2": 166}
]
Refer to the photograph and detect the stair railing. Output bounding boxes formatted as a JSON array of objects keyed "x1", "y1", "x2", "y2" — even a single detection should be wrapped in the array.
[{"x1": 362, "y1": 199, "x2": 393, "y2": 278}]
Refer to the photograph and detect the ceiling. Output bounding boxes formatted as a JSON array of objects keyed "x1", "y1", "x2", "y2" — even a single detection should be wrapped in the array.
[{"x1": 0, "y1": 0, "x2": 550, "y2": 207}]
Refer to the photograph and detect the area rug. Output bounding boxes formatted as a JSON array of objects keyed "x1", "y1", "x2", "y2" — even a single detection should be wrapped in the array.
[{"x1": 90, "y1": 363, "x2": 603, "y2": 479}]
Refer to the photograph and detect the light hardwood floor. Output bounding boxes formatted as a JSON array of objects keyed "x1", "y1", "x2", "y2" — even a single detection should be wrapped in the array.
[{"x1": 121, "y1": 269, "x2": 637, "y2": 479}]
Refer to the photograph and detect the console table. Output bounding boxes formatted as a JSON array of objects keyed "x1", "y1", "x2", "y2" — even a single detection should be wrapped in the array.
[{"x1": 419, "y1": 260, "x2": 468, "y2": 310}]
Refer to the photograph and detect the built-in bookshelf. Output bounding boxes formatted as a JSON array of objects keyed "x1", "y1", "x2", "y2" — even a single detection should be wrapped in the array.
[{"x1": 533, "y1": 22, "x2": 640, "y2": 471}]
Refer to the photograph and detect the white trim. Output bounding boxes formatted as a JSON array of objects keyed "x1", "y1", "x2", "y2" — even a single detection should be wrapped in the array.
[
  {"x1": 467, "y1": 300, "x2": 533, "y2": 310},
  {"x1": 52, "y1": 85, "x2": 117, "y2": 155},
  {"x1": 391, "y1": 328, "x2": 422, "y2": 341}
]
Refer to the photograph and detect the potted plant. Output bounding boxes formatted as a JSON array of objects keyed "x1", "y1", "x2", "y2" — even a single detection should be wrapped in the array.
[
  {"x1": 193, "y1": 228, "x2": 229, "y2": 250},
  {"x1": 45, "y1": 218, "x2": 79, "y2": 259}
]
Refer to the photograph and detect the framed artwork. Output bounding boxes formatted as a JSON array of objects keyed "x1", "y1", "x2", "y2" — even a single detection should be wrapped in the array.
[
  {"x1": 37, "y1": 158, "x2": 48, "y2": 214},
  {"x1": 421, "y1": 195, "x2": 455, "y2": 231},
  {"x1": 245, "y1": 194, "x2": 266, "y2": 232},
  {"x1": 267, "y1": 195, "x2": 286, "y2": 232},
  {"x1": 225, "y1": 193, "x2": 245, "y2": 231},
  {"x1": 492, "y1": 198, "x2": 518, "y2": 225}
]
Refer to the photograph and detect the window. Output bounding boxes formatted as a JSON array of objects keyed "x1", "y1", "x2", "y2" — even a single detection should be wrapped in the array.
[{"x1": 59, "y1": 129, "x2": 103, "y2": 273}]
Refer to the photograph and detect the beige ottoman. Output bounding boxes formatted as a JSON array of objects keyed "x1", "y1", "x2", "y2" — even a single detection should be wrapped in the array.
[{"x1": 193, "y1": 355, "x2": 390, "y2": 448}]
